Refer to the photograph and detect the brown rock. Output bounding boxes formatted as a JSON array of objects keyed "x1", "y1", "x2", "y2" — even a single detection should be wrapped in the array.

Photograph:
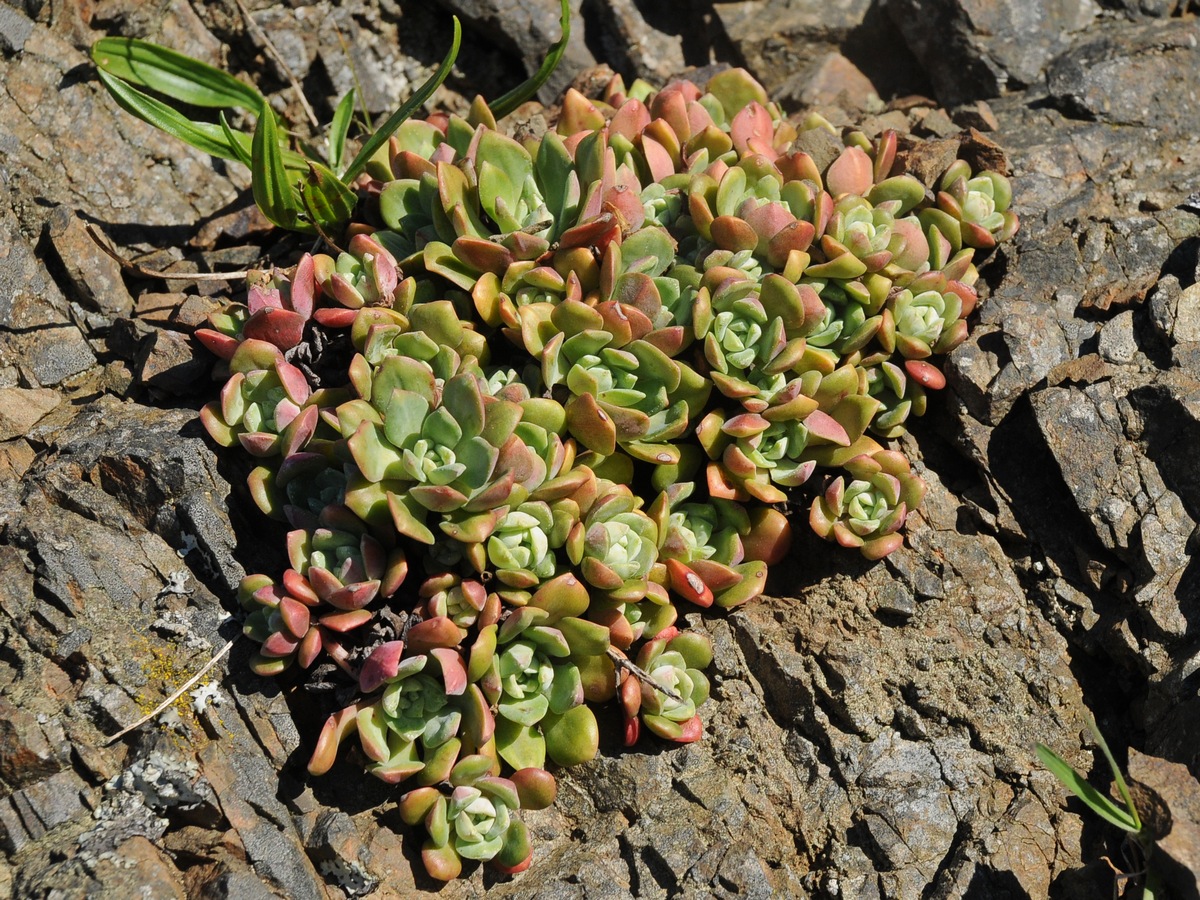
[
  {"x1": 1128, "y1": 750, "x2": 1200, "y2": 900},
  {"x1": 46, "y1": 207, "x2": 134, "y2": 319},
  {"x1": 135, "y1": 292, "x2": 191, "y2": 327},
  {"x1": 779, "y1": 51, "x2": 880, "y2": 112},
  {"x1": 0, "y1": 697, "x2": 65, "y2": 791},
  {"x1": 101, "y1": 836, "x2": 187, "y2": 900},
  {"x1": 0, "y1": 439, "x2": 35, "y2": 482},
  {"x1": 951, "y1": 100, "x2": 1000, "y2": 131},
  {"x1": 893, "y1": 136, "x2": 960, "y2": 187},
  {"x1": 0, "y1": 388, "x2": 60, "y2": 440},
  {"x1": 135, "y1": 329, "x2": 210, "y2": 395}
]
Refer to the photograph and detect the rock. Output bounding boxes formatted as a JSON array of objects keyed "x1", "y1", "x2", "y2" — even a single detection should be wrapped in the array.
[
  {"x1": 889, "y1": 0, "x2": 1096, "y2": 106},
  {"x1": 1047, "y1": 18, "x2": 1200, "y2": 131},
  {"x1": 582, "y1": 0, "x2": 688, "y2": 85},
  {"x1": 0, "y1": 388, "x2": 60, "y2": 440},
  {"x1": 1128, "y1": 750, "x2": 1200, "y2": 900},
  {"x1": 0, "y1": 5, "x2": 33, "y2": 56},
  {"x1": 1098, "y1": 310, "x2": 1139, "y2": 364},
  {"x1": 0, "y1": 207, "x2": 98, "y2": 389},
  {"x1": 950, "y1": 100, "x2": 999, "y2": 131},
  {"x1": 135, "y1": 329, "x2": 210, "y2": 395},
  {"x1": 0, "y1": 769, "x2": 93, "y2": 852},
  {"x1": 710, "y1": 0, "x2": 883, "y2": 102},
  {"x1": 0, "y1": 697, "x2": 67, "y2": 792},
  {"x1": 777, "y1": 51, "x2": 880, "y2": 112},
  {"x1": 46, "y1": 207, "x2": 134, "y2": 320},
  {"x1": 1, "y1": 26, "x2": 237, "y2": 231},
  {"x1": 1173, "y1": 282, "x2": 1200, "y2": 343}
]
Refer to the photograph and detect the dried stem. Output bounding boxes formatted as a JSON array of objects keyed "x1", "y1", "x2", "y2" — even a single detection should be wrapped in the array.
[
  {"x1": 606, "y1": 647, "x2": 682, "y2": 703},
  {"x1": 104, "y1": 638, "x2": 237, "y2": 745},
  {"x1": 334, "y1": 20, "x2": 373, "y2": 131},
  {"x1": 232, "y1": 0, "x2": 320, "y2": 131},
  {"x1": 86, "y1": 224, "x2": 253, "y2": 282}
]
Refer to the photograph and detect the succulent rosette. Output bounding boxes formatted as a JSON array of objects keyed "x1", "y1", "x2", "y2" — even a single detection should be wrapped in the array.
[
  {"x1": 469, "y1": 608, "x2": 602, "y2": 771},
  {"x1": 399, "y1": 755, "x2": 557, "y2": 880},
  {"x1": 694, "y1": 271, "x2": 826, "y2": 408},
  {"x1": 311, "y1": 233, "x2": 400, "y2": 323},
  {"x1": 245, "y1": 451, "x2": 350, "y2": 529},
  {"x1": 857, "y1": 355, "x2": 947, "y2": 439},
  {"x1": 649, "y1": 483, "x2": 787, "y2": 609},
  {"x1": 810, "y1": 449, "x2": 927, "y2": 559},
  {"x1": 306, "y1": 642, "x2": 491, "y2": 787},
  {"x1": 199, "y1": 340, "x2": 317, "y2": 458},
  {"x1": 566, "y1": 481, "x2": 660, "y2": 601},
  {"x1": 620, "y1": 627, "x2": 714, "y2": 745},
  {"x1": 878, "y1": 274, "x2": 976, "y2": 360},
  {"x1": 196, "y1": 254, "x2": 317, "y2": 358},
  {"x1": 239, "y1": 554, "x2": 391, "y2": 679},
  {"x1": 926, "y1": 159, "x2": 1019, "y2": 251},
  {"x1": 541, "y1": 299, "x2": 709, "y2": 463}
]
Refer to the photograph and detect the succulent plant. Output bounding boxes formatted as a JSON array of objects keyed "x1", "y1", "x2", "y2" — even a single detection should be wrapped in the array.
[
  {"x1": 809, "y1": 449, "x2": 926, "y2": 559},
  {"x1": 196, "y1": 254, "x2": 317, "y2": 358},
  {"x1": 311, "y1": 233, "x2": 401, "y2": 324},
  {"x1": 107, "y1": 27, "x2": 1020, "y2": 882},
  {"x1": 566, "y1": 481, "x2": 660, "y2": 602},
  {"x1": 470, "y1": 607, "x2": 601, "y2": 771},
  {"x1": 398, "y1": 755, "x2": 557, "y2": 880},
  {"x1": 879, "y1": 274, "x2": 976, "y2": 360},
  {"x1": 930, "y1": 160, "x2": 1018, "y2": 250},
  {"x1": 621, "y1": 627, "x2": 713, "y2": 744},
  {"x1": 199, "y1": 340, "x2": 316, "y2": 458}
]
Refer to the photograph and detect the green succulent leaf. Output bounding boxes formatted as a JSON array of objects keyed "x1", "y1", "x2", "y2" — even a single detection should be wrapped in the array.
[{"x1": 343, "y1": 16, "x2": 462, "y2": 182}]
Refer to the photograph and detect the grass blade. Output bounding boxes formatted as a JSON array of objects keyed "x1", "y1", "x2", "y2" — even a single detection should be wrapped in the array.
[
  {"x1": 97, "y1": 69, "x2": 248, "y2": 161},
  {"x1": 342, "y1": 17, "x2": 461, "y2": 183},
  {"x1": 300, "y1": 161, "x2": 358, "y2": 236},
  {"x1": 1036, "y1": 743, "x2": 1139, "y2": 832},
  {"x1": 489, "y1": 0, "x2": 569, "y2": 118},
  {"x1": 219, "y1": 112, "x2": 254, "y2": 168},
  {"x1": 1087, "y1": 715, "x2": 1142, "y2": 833},
  {"x1": 92, "y1": 37, "x2": 266, "y2": 113},
  {"x1": 252, "y1": 105, "x2": 310, "y2": 234},
  {"x1": 329, "y1": 88, "x2": 356, "y2": 176}
]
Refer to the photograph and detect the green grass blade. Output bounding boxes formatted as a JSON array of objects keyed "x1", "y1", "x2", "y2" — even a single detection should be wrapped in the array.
[
  {"x1": 97, "y1": 69, "x2": 247, "y2": 161},
  {"x1": 1036, "y1": 743, "x2": 1139, "y2": 832},
  {"x1": 1087, "y1": 715, "x2": 1142, "y2": 833},
  {"x1": 219, "y1": 112, "x2": 253, "y2": 168},
  {"x1": 92, "y1": 37, "x2": 266, "y2": 113},
  {"x1": 489, "y1": 0, "x2": 569, "y2": 119},
  {"x1": 329, "y1": 88, "x2": 356, "y2": 176},
  {"x1": 342, "y1": 17, "x2": 461, "y2": 183},
  {"x1": 300, "y1": 161, "x2": 358, "y2": 235},
  {"x1": 252, "y1": 106, "x2": 311, "y2": 234}
]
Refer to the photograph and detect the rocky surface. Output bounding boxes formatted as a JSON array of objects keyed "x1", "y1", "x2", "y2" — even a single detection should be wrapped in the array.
[{"x1": 2, "y1": 1, "x2": 1200, "y2": 898}]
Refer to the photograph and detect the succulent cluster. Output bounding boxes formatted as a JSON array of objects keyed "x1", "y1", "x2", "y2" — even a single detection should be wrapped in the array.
[{"x1": 97, "y1": 25, "x2": 1016, "y2": 882}]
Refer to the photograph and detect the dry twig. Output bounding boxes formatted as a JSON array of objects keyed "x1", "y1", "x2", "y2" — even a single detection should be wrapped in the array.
[
  {"x1": 232, "y1": 0, "x2": 320, "y2": 130},
  {"x1": 606, "y1": 647, "x2": 682, "y2": 702},
  {"x1": 104, "y1": 638, "x2": 237, "y2": 745},
  {"x1": 86, "y1": 224, "x2": 254, "y2": 282}
]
